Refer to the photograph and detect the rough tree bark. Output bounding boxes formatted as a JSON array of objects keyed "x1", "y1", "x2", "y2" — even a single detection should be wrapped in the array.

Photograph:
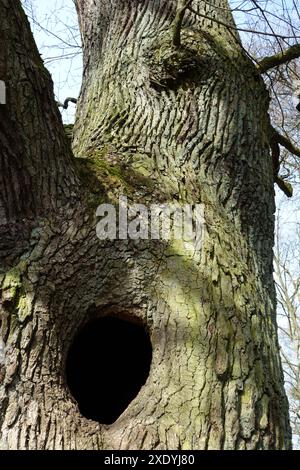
[{"x1": 0, "y1": 0, "x2": 292, "y2": 450}]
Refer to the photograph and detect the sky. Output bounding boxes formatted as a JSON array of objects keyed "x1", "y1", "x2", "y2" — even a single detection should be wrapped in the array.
[
  {"x1": 22, "y1": 0, "x2": 82, "y2": 123},
  {"x1": 22, "y1": 0, "x2": 300, "y2": 122}
]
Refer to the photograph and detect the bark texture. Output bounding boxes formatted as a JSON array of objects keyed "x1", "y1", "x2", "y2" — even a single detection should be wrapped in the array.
[
  {"x1": 0, "y1": 0, "x2": 79, "y2": 264},
  {"x1": 0, "y1": 0, "x2": 292, "y2": 449}
]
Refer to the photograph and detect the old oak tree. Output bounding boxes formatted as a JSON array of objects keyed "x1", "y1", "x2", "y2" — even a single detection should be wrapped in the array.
[{"x1": 1, "y1": 0, "x2": 299, "y2": 450}]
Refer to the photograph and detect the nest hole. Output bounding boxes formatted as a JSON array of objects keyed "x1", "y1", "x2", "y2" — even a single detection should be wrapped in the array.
[{"x1": 65, "y1": 316, "x2": 152, "y2": 424}]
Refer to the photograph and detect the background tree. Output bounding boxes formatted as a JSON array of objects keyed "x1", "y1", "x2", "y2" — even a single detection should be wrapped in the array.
[
  {"x1": 275, "y1": 205, "x2": 300, "y2": 449},
  {"x1": 0, "y1": 0, "x2": 299, "y2": 449},
  {"x1": 236, "y1": 3, "x2": 300, "y2": 447},
  {"x1": 275, "y1": 234, "x2": 300, "y2": 448}
]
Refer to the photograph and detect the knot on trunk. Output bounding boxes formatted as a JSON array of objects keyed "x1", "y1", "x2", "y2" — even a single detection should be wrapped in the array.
[{"x1": 146, "y1": 30, "x2": 219, "y2": 91}]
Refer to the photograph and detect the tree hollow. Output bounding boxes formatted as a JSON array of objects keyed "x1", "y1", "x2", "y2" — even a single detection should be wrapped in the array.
[{"x1": 65, "y1": 316, "x2": 153, "y2": 424}]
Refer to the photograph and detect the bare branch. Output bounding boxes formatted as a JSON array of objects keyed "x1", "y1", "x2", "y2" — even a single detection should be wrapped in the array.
[
  {"x1": 188, "y1": 5, "x2": 300, "y2": 40},
  {"x1": 57, "y1": 97, "x2": 78, "y2": 109},
  {"x1": 272, "y1": 126, "x2": 300, "y2": 158},
  {"x1": 257, "y1": 44, "x2": 300, "y2": 74},
  {"x1": 172, "y1": 0, "x2": 193, "y2": 48}
]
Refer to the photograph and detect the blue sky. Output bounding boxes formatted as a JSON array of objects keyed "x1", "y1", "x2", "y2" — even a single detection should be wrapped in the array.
[
  {"x1": 23, "y1": 0, "x2": 82, "y2": 123},
  {"x1": 23, "y1": 0, "x2": 300, "y2": 123}
]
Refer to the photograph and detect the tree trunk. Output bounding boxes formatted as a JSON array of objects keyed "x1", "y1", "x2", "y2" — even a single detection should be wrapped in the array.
[{"x1": 0, "y1": 0, "x2": 292, "y2": 450}]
